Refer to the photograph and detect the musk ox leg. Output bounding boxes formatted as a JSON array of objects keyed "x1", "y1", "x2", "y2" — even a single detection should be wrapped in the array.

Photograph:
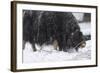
[
  {"x1": 56, "y1": 36, "x2": 63, "y2": 51},
  {"x1": 57, "y1": 34, "x2": 68, "y2": 52},
  {"x1": 31, "y1": 42, "x2": 37, "y2": 51},
  {"x1": 62, "y1": 35, "x2": 68, "y2": 52},
  {"x1": 32, "y1": 45, "x2": 36, "y2": 51},
  {"x1": 58, "y1": 45, "x2": 62, "y2": 51}
]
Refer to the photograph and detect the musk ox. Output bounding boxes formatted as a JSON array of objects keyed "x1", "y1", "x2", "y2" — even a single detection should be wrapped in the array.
[{"x1": 23, "y1": 10, "x2": 86, "y2": 52}]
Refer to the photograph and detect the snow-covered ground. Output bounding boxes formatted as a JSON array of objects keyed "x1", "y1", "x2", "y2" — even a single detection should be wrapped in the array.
[
  {"x1": 23, "y1": 22, "x2": 91, "y2": 63},
  {"x1": 23, "y1": 40, "x2": 91, "y2": 63}
]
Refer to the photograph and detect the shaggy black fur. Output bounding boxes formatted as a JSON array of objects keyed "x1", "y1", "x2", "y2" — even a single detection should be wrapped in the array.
[{"x1": 23, "y1": 10, "x2": 86, "y2": 52}]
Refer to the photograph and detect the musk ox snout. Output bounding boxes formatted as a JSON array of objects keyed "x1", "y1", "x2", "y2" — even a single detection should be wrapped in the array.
[{"x1": 79, "y1": 41, "x2": 86, "y2": 48}]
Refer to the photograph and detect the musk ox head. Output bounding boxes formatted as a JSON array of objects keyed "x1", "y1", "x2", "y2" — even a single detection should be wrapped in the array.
[{"x1": 65, "y1": 29, "x2": 86, "y2": 52}]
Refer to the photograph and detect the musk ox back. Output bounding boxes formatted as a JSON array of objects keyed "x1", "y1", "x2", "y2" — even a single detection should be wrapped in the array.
[{"x1": 23, "y1": 10, "x2": 86, "y2": 52}]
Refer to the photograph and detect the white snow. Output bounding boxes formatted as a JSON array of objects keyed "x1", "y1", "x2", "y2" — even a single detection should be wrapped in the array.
[{"x1": 23, "y1": 40, "x2": 91, "y2": 63}]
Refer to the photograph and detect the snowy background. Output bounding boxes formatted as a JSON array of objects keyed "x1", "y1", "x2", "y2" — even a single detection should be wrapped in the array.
[{"x1": 23, "y1": 13, "x2": 91, "y2": 63}]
